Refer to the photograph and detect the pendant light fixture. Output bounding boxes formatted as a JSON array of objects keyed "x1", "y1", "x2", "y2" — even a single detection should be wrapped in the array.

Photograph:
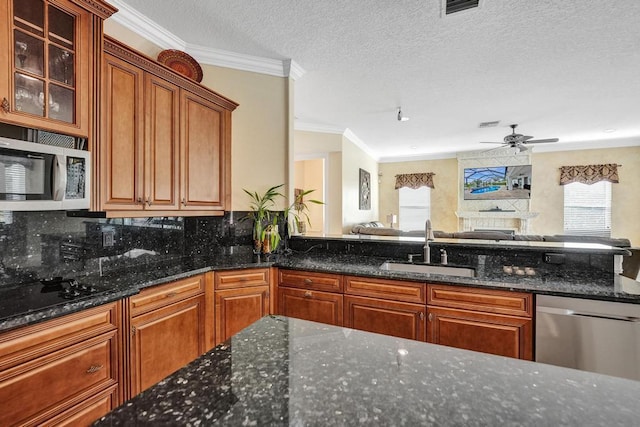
[{"x1": 397, "y1": 107, "x2": 410, "y2": 122}]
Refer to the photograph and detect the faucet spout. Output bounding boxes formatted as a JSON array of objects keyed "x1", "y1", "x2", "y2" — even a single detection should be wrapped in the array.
[{"x1": 423, "y1": 219, "x2": 434, "y2": 264}]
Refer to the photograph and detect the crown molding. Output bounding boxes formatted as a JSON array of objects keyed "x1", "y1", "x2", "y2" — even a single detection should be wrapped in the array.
[
  {"x1": 529, "y1": 136, "x2": 640, "y2": 153},
  {"x1": 106, "y1": 0, "x2": 302, "y2": 78},
  {"x1": 294, "y1": 121, "x2": 345, "y2": 134},
  {"x1": 378, "y1": 151, "x2": 458, "y2": 163},
  {"x1": 343, "y1": 129, "x2": 379, "y2": 162}
]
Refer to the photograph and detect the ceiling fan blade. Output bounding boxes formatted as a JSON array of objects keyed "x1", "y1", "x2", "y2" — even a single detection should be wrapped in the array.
[
  {"x1": 524, "y1": 138, "x2": 559, "y2": 144},
  {"x1": 479, "y1": 141, "x2": 504, "y2": 144},
  {"x1": 520, "y1": 135, "x2": 534, "y2": 141}
]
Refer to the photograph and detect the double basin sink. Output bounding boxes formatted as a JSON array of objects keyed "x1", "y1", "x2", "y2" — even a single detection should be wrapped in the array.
[{"x1": 379, "y1": 261, "x2": 475, "y2": 278}]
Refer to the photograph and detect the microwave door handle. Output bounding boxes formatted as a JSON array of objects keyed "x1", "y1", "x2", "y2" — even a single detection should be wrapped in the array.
[{"x1": 53, "y1": 154, "x2": 66, "y2": 201}]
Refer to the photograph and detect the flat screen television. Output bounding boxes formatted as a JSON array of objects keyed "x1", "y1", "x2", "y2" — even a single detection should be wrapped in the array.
[{"x1": 463, "y1": 165, "x2": 532, "y2": 200}]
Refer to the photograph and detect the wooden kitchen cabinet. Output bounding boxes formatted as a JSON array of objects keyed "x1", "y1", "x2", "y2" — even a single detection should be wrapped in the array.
[
  {"x1": 214, "y1": 269, "x2": 270, "y2": 345},
  {"x1": 278, "y1": 287, "x2": 343, "y2": 326},
  {"x1": 278, "y1": 270, "x2": 344, "y2": 326},
  {"x1": 427, "y1": 284, "x2": 533, "y2": 360},
  {"x1": 127, "y1": 274, "x2": 208, "y2": 396},
  {"x1": 0, "y1": 301, "x2": 121, "y2": 426},
  {"x1": 0, "y1": 0, "x2": 115, "y2": 137},
  {"x1": 98, "y1": 37, "x2": 237, "y2": 216},
  {"x1": 344, "y1": 295, "x2": 425, "y2": 340}
]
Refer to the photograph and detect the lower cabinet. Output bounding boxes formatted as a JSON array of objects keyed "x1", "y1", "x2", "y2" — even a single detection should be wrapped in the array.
[
  {"x1": 344, "y1": 295, "x2": 426, "y2": 340},
  {"x1": 278, "y1": 287, "x2": 344, "y2": 326},
  {"x1": 0, "y1": 302, "x2": 121, "y2": 427},
  {"x1": 426, "y1": 307, "x2": 532, "y2": 359},
  {"x1": 215, "y1": 286, "x2": 270, "y2": 345},
  {"x1": 127, "y1": 274, "x2": 208, "y2": 396},
  {"x1": 427, "y1": 284, "x2": 533, "y2": 360}
]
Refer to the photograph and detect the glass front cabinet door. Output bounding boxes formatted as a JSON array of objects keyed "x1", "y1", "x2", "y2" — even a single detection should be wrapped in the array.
[{"x1": 0, "y1": 0, "x2": 115, "y2": 137}]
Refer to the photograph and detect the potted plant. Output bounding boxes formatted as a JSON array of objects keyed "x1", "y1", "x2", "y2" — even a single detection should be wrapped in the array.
[
  {"x1": 242, "y1": 184, "x2": 284, "y2": 254},
  {"x1": 284, "y1": 188, "x2": 323, "y2": 236}
]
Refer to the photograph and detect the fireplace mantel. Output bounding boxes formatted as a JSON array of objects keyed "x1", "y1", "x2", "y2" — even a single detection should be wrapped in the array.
[{"x1": 455, "y1": 211, "x2": 539, "y2": 234}]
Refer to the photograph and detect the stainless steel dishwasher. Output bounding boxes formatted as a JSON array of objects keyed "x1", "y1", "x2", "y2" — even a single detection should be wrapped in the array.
[{"x1": 536, "y1": 294, "x2": 640, "y2": 381}]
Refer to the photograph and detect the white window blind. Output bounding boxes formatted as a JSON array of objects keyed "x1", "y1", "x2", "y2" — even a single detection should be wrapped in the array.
[
  {"x1": 399, "y1": 187, "x2": 430, "y2": 231},
  {"x1": 563, "y1": 181, "x2": 612, "y2": 237}
]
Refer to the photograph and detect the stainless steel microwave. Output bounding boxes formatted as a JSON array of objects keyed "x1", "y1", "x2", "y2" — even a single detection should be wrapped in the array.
[{"x1": 0, "y1": 136, "x2": 90, "y2": 210}]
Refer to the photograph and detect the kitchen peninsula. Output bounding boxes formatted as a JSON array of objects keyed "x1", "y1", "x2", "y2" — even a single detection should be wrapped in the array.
[{"x1": 95, "y1": 315, "x2": 640, "y2": 426}]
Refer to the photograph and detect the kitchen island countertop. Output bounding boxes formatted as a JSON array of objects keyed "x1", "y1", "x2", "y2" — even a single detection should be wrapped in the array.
[{"x1": 94, "y1": 315, "x2": 640, "y2": 426}]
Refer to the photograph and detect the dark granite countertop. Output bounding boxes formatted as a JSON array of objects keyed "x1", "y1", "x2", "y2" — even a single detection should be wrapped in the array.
[
  {"x1": 2, "y1": 249, "x2": 640, "y2": 334},
  {"x1": 94, "y1": 315, "x2": 640, "y2": 426}
]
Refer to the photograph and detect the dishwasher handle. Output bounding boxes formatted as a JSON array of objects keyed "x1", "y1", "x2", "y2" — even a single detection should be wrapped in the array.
[{"x1": 537, "y1": 305, "x2": 640, "y2": 322}]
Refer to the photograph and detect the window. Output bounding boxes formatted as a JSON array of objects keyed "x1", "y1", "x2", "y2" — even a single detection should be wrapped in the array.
[
  {"x1": 399, "y1": 187, "x2": 430, "y2": 231},
  {"x1": 563, "y1": 181, "x2": 612, "y2": 237}
]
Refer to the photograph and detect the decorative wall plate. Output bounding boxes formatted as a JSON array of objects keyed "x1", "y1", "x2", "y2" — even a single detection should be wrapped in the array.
[{"x1": 157, "y1": 49, "x2": 203, "y2": 82}]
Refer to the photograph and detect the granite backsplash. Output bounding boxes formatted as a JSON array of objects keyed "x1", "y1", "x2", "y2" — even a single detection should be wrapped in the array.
[{"x1": 0, "y1": 211, "x2": 255, "y2": 286}]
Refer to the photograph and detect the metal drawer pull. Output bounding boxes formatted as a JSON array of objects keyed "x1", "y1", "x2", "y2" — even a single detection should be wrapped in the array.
[
  {"x1": 86, "y1": 364, "x2": 104, "y2": 374},
  {"x1": 303, "y1": 279, "x2": 313, "y2": 284},
  {"x1": 166, "y1": 292, "x2": 177, "y2": 298},
  {"x1": 304, "y1": 291, "x2": 313, "y2": 298}
]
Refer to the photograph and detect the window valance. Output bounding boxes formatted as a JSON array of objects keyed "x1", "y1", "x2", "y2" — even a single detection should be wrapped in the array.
[
  {"x1": 395, "y1": 173, "x2": 435, "y2": 189},
  {"x1": 559, "y1": 164, "x2": 619, "y2": 185}
]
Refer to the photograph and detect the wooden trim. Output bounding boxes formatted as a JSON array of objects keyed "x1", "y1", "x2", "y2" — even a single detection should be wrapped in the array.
[
  {"x1": 68, "y1": 0, "x2": 118, "y2": 19},
  {"x1": 104, "y1": 36, "x2": 238, "y2": 111},
  {"x1": 102, "y1": 209, "x2": 224, "y2": 218},
  {"x1": 270, "y1": 267, "x2": 278, "y2": 315},
  {"x1": 204, "y1": 271, "x2": 215, "y2": 351}
]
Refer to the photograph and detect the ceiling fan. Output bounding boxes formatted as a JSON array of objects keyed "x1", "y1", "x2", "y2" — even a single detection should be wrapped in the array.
[{"x1": 480, "y1": 124, "x2": 559, "y2": 151}]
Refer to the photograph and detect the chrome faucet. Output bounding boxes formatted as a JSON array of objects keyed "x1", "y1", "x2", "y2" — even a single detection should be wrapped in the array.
[{"x1": 423, "y1": 219, "x2": 434, "y2": 264}]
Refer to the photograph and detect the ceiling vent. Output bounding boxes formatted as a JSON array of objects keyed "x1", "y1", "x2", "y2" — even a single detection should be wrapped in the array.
[
  {"x1": 478, "y1": 121, "x2": 500, "y2": 128},
  {"x1": 444, "y1": 0, "x2": 480, "y2": 15}
]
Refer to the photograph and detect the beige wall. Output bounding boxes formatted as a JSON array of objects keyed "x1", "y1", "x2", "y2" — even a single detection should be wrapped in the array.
[
  {"x1": 104, "y1": 21, "x2": 289, "y2": 211},
  {"x1": 294, "y1": 159, "x2": 324, "y2": 233},
  {"x1": 342, "y1": 135, "x2": 378, "y2": 233},
  {"x1": 531, "y1": 146, "x2": 640, "y2": 244},
  {"x1": 328, "y1": 151, "x2": 343, "y2": 234},
  {"x1": 379, "y1": 158, "x2": 459, "y2": 233}
]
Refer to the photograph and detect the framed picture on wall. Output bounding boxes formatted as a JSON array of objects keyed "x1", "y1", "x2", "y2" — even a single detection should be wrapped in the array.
[{"x1": 359, "y1": 168, "x2": 371, "y2": 210}]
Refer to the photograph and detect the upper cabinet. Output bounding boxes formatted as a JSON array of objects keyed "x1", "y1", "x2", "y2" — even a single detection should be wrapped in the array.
[
  {"x1": 98, "y1": 37, "x2": 237, "y2": 216},
  {"x1": 0, "y1": 0, "x2": 116, "y2": 137}
]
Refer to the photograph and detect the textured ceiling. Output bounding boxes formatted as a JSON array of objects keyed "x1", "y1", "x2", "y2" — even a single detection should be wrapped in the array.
[{"x1": 117, "y1": 0, "x2": 640, "y2": 160}]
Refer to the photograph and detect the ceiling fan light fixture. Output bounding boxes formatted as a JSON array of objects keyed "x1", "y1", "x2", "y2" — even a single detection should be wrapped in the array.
[{"x1": 397, "y1": 108, "x2": 410, "y2": 122}]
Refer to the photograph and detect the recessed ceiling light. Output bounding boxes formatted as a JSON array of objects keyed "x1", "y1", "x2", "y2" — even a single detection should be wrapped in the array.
[{"x1": 603, "y1": 128, "x2": 617, "y2": 133}]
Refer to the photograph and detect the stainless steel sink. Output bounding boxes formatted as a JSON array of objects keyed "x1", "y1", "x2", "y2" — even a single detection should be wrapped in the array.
[{"x1": 379, "y1": 262, "x2": 475, "y2": 278}]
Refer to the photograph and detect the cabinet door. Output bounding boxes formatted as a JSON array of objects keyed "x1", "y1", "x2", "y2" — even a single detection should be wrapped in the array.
[
  {"x1": 130, "y1": 295, "x2": 205, "y2": 395},
  {"x1": 100, "y1": 53, "x2": 143, "y2": 210},
  {"x1": 144, "y1": 73, "x2": 179, "y2": 210},
  {"x1": 215, "y1": 286, "x2": 269, "y2": 345},
  {"x1": 46, "y1": 384, "x2": 117, "y2": 427},
  {"x1": 427, "y1": 306, "x2": 533, "y2": 360},
  {"x1": 180, "y1": 90, "x2": 230, "y2": 210},
  {"x1": 278, "y1": 288, "x2": 343, "y2": 326},
  {"x1": 0, "y1": 0, "x2": 92, "y2": 136},
  {"x1": 344, "y1": 295, "x2": 426, "y2": 341}
]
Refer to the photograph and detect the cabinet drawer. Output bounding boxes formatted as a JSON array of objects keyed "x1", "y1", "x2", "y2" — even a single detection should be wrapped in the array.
[
  {"x1": 0, "y1": 332, "x2": 117, "y2": 427},
  {"x1": 427, "y1": 284, "x2": 532, "y2": 317},
  {"x1": 279, "y1": 270, "x2": 343, "y2": 293},
  {"x1": 0, "y1": 302, "x2": 119, "y2": 370},
  {"x1": 345, "y1": 276, "x2": 425, "y2": 304},
  {"x1": 344, "y1": 295, "x2": 426, "y2": 341},
  {"x1": 130, "y1": 274, "x2": 205, "y2": 316},
  {"x1": 215, "y1": 268, "x2": 269, "y2": 289},
  {"x1": 47, "y1": 384, "x2": 117, "y2": 427}
]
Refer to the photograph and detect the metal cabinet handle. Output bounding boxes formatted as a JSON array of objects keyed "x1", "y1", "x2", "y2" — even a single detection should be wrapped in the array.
[
  {"x1": 304, "y1": 291, "x2": 313, "y2": 298},
  {"x1": 1, "y1": 97, "x2": 9, "y2": 113},
  {"x1": 137, "y1": 197, "x2": 142, "y2": 204},
  {"x1": 428, "y1": 313, "x2": 433, "y2": 322},
  {"x1": 181, "y1": 198, "x2": 187, "y2": 206},
  {"x1": 147, "y1": 197, "x2": 152, "y2": 206},
  {"x1": 419, "y1": 312, "x2": 424, "y2": 320},
  {"x1": 86, "y1": 364, "x2": 104, "y2": 374},
  {"x1": 303, "y1": 278, "x2": 313, "y2": 285}
]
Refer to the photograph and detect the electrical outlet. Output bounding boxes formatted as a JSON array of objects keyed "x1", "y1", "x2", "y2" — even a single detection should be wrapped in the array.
[{"x1": 102, "y1": 230, "x2": 115, "y2": 247}]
